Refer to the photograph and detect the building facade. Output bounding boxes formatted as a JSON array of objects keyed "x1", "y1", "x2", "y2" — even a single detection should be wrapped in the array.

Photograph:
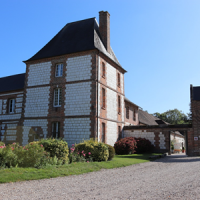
[{"x1": 0, "y1": 11, "x2": 131, "y2": 147}]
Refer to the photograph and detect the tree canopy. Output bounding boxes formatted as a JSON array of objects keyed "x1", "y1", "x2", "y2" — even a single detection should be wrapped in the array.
[{"x1": 153, "y1": 109, "x2": 190, "y2": 125}]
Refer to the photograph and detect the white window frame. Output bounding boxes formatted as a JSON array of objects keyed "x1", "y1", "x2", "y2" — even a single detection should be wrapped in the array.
[
  {"x1": 54, "y1": 88, "x2": 61, "y2": 107},
  {"x1": 9, "y1": 99, "x2": 15, "y2": 113},
  {"x1": 55, "y1": 63, "x2": 63, "y2": 77}
]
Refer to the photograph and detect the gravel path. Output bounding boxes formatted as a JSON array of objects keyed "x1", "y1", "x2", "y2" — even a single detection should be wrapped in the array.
[{"x1": 0, "y1": 155, "x2": 200, "y2": 200}]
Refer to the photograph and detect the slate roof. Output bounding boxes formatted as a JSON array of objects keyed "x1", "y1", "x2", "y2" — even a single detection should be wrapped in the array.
[
  {"x1": 0, "y1": 73, "x2": 25, "y2": 93},
  {"x1": 124, "y1": 97, "x2": 139, "y2": 107},
  {"x1": 138, "y1": 109, "x2": 168, "y2": 126},
  {"x1": 25, "y1": 18, "x2": 124, "y2": 71},
  {"x1": 192, "y1": 86, "x2": 200, "y2": 101}
]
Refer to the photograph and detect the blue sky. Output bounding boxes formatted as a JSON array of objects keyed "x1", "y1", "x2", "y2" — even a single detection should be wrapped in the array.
[{"x1": 1, "y1": 0, "x2": 200, "y2": 115}]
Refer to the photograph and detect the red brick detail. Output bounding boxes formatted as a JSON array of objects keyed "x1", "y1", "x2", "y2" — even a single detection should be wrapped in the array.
[
  {"x1": 99, "y1": 11, "x2": 110, "y2": 53},
  {"x1": 124, "y1": 100, "x2": 139, "y2": 126}
]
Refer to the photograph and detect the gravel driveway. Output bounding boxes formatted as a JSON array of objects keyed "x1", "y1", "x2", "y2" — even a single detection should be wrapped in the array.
[{"x1": 0, "y1": 155, "x2": 200, "y2": 200}]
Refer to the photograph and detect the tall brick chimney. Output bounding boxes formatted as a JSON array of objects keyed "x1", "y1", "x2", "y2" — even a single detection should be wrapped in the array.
[{"x1": 99, "y1": 11, "x2": 110, "y2": 54}]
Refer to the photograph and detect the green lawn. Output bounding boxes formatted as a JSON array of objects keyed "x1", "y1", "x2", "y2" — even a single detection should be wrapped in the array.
[{"x1": 0, "y1": 153, "x2": 160, "y2": 183}]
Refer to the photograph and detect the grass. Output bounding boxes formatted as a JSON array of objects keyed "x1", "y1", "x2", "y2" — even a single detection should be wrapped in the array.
[{"x1": 0, "y1": 153, "x2": 161, "y2": 183}]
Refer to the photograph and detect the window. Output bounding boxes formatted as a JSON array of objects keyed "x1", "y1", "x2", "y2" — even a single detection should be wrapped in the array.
[
  {"x1": 102, "y1": 88, "x2": 106, "y2": 108},
  {"x1": 133, "y1": 109, "x2": 136, "y2": 121},
  {"x1": 55, "y1": 64, "x2": 63, "y2": 77},
  {"x1": 9, "y1": 99, "x2": 15, "y2": 113},
  {"x1": 117, "y1": 73, "x2": 120, "y2": 87},
  {"x1": 102, "y1": 62, "x2": 105, "y2": 78},
  {"x1": 52, "y1": 122, "x2": 60, "y2": 139},
  {"x1": 102, "y1": 123, "x2": 105, "y2": 143},
  {"x1": 118, "y1": 126, "x2": 121, "y2": 140},
  {"x1": 126, "y1": 106, "x2": 129, "y2": 119},
  {"x1": 118, "y1": 95, "x2": 121, "y2": 114},
  {"x1": 54, "y1": 88, "x2": 62, "y2": 107}
]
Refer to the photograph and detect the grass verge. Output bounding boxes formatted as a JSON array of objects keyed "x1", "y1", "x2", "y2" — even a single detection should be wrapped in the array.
[{"x1": 0, "y1": 153, "x2": 161, "y2": 183}]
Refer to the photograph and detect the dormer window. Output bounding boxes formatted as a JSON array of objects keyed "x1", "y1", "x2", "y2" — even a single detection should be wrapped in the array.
[
  {"x1": 55, "y1": 64, "x2": 63, "y2": 77},
  {"x1": 9, "y1": 99, "x2": 15, "y2": 113}
]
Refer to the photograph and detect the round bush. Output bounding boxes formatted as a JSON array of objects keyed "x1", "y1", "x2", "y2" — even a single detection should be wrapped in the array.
[
  {"x1": 18, "y1": 142, "x2": 49, "y2": 168},
  {"x1": 105, "y1": 144, "x2": 115, "y2": 160},
  {"x1": 38, "y1": 138, "x2": 69, "y2": 164},
  {"x1": 0, "y1": 142, "x2": 5, "y2": 147},
  {"x1": 75, "y1": 139, "x2": 109, "y2": 162},
  {"x1": 134, "y1": 137, "x2": 154, "y2": 153},
  {"x1": 114, "y1": 137, "x2": 137, "y2": 155},
  {"x1": 0, "y1": 145, "x2": 18, "y2": 168}
]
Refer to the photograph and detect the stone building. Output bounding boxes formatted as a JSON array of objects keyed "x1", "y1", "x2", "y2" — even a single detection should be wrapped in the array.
[
  {"x1": 0, "y1": 11, "x2": 139, "y2": 146},
  {"x1": 189, "y1": 85, "x2": 200, "y2": 155}
]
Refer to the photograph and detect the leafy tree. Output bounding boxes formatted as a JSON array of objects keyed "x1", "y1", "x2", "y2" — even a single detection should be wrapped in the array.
[{"x1": 153, "y1": 109, "x2": 190, "y2": 124}]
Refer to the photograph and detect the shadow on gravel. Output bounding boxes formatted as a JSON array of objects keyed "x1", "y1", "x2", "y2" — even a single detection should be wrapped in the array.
[{"x1": 154, "y1": 155, "x2": 200, "y2": 163}]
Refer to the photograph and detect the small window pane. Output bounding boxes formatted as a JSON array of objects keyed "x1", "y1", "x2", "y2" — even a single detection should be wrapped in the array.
[
  {"x1": 55, "y1": 64, "x2": 63, "y2": 77},
  {"x1": 9, "y1": 99, "x2": 15, "y2": 113},
  {"x1": 54, "y1": 88, "x2": 61, "y2": 107},
  {"x1": 52, "y1": 122, "x2": 60, "y2": 138}
]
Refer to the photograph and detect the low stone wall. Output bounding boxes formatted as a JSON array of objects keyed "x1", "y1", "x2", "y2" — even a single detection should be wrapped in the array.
[
  {"x1": 123, "y1": 124, "x2": 193, "y2": 155},
  {"x1": 123, "y1": 129, "x2": 169, "y2": 153}
]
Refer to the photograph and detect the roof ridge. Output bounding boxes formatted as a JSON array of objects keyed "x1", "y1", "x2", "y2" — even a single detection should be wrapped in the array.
[{"x1": 66, "y1": 17, "x2": 96, "y2": 25}]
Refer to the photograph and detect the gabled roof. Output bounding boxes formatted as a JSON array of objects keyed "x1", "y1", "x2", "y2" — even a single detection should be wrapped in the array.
[
  {"x1": 124, "y1": 97, "x2": 139, "y2": 107},
  {"x1": 138, "y1": 109, "x2": 168, "y2": 126},
  {"x1": 0, "y1": 73, "x2": 25, "y2": 93},
  {"x1": 25, "y1": 18, "x2": 124, "y2": 71}
]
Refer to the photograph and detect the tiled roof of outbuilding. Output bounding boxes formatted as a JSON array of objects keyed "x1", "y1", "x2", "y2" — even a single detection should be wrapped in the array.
[
  {"x1": 124, "y1": 97, "x2": 139, "y2": 107},
  {"x1": 0, "y1": 73, "x2": 25, "y2": 93},
  {"x1": 24, "y1": 18, "x2": 125, "y2": 71},
  {"x1": 138, "y1": 109, "x2": 168, "y2": 126}
]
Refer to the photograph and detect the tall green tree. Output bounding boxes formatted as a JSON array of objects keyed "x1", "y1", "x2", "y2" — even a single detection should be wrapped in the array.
[{"x1": 153, "y1": 109, "x2": 190, "y2": 124}]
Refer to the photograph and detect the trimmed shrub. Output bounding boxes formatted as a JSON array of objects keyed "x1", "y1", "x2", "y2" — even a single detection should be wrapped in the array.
[
  {"x1": 0, "y1": 144, "x2": 18, "y2": 168},
  {"x1": 134, "y1": 137, "x2": 154, "y2": 153},
  {"x1": 105, "y1": 144, "x2": 115, "y2": 160},
  {"x1": 17, "y1": 142, "x2": 49, "y2": 168},
  {"x1": 38, "y1": 138, "x2": 69, "y2": 164},
  {"x1": 69, "y1": 145, "x2": 89, "y2": 163},
  {"x1": 0, "y1": 141, "x2": 5, "y2": 146},
  {"x1": 75, "y1": 139, "x2": 109, "y2": 162},
  {"x1": 0, "y1": 142, "x2": 49, "y2": 168},
  {"x1": 114, "y1": 137, "x2": 137, "y2": 155}
]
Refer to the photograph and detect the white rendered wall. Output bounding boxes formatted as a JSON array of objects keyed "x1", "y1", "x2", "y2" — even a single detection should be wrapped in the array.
[
  {"x1": 121, "y1": 95, "x2": 124, "y2": 122},
  {"x1": 24, "y1": 87, "x2": 50, "y2": 117},
  {"x1": 106, "y1": 121, "x2": 117, "y2": 146},
  {"x1": 63, "y1": 118, "x2": 91, "y2": 146},
  {"x1": 98, "y1": 83, "x2": 101, "y2": 116},
  {"x1": 107, "y1": 88, "x2": 117, "y2": 120},
  {"x1": 1, "y1": 122, "x2": 19, "y2": 142},
  {"x1": 64, "y1": 82, "x2": 91, "y2": 116},
  {"x1": 120, "y1": 73, "x2": 124, "y2": 94},
  {"x1": 159, "y1": 132, "x2": 166, "y2": 149},
  {"x1": 106, "y1": 63, "x2": 116, "y2": 90},
  {"x1": 22, "y1": 119, "x2": 48, "y2": 146},
  {"x1": 0, "y1": 114, "x2": 21, "y2": 120},
  {"x1": 123, "y1": 130, "x2": 155, "y2": 146},
  {"x1": 0, "y1": 93, "x2": 23, "y2": 118},
  {"x1": 28, "y1": 62, "x2": 51, "y2": 86},
  {"x1": 66, "y1": 55, "x2": 92, "y2": 82}
]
